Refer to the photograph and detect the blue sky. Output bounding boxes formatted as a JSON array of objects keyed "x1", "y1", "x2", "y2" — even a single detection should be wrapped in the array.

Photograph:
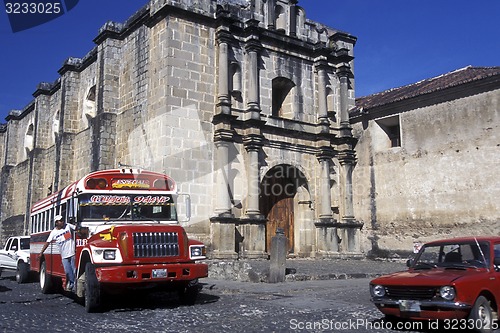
[{"x1": 0, "y1": 0, "x2": 499, "y2": 123}]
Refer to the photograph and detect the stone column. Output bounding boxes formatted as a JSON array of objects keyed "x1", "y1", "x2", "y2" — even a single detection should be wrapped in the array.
[
  {"x1": 318, "y1": 156, "x2": 333, "y2": 220},
  {"x1": 315, "y1": 149, "x2": 339, "y2": 254},
  {"x1": 243, "y1": 135, "x2": 263, "y2": 217},
  {"x1": 289, "y1": 0, "x2": 298, "y2": 37},
  {"x1": 244, "y1": 28, "x2": 261, "y2": 120},
  {"x1": 337, "y1": 149, "x2": 362, "y2": 253},
  {"x1": 266, "y1": 0, "x2": 275, "y2": 30},
  {"x1": 338, "y1": 64, "x2": 352, "y2": 137},
  {"x1": 339, "y1": 160, "x2": 355, "y2": 220},
  {"x1": 238, "y1": 134, "x2": 266, "y2": 259},
  {"x1": 216, "y1": 27, "x2": 232, "y2": 115},
  {"x1": 315, "y1": 58, "x2": 330, "y2": 129},
  {"x1": 214, "y1": 140, "x2": 232, "y2": 216}
]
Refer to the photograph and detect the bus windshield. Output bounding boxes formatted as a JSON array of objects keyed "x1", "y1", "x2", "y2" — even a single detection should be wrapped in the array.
[{"x1": 78, "y1": 194, "x2": 177, "y2": 222}]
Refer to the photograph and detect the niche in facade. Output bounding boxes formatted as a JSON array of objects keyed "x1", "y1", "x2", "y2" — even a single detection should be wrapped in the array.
[
  {"x1": 52, "y1": 111, "x2": 60, "y2": 142},
  {"x1": 326, "y1": 87, "x2": 337, "y2": 122},
  {"x1": 230, "y1": 62, "x2": 242, "y2": 101},
  {"x1": 275, "y1": 5, "x2": 286, "y2": 32},
  {"x1": 83, "y1": 85, "x2": 96, "y2": 127},
  {"x1": 272, "y1": 77, "x2": 295, "y2": 118},
  {"x1": 24, "y1": 123, "x2": 34, "y2": 157}
]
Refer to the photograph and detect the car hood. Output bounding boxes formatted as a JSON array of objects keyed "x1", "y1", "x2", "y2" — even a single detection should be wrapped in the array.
[{"x1": 371, "y1": 268, "x2": 485, "y2": 286}]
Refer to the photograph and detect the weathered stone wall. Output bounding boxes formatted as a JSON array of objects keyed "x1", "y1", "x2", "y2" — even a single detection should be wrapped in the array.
[
  {"x1": 0, "y1": 0, "x2": 360, "y2": 256},
  {"x1": 353, "y1": 89, "x2": 500, "y2": 255}
]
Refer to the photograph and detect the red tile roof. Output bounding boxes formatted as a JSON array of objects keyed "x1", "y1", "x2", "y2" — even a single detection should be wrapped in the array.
[{"x1": 354, "y1": 66, "x2": 500, "y2": 111}]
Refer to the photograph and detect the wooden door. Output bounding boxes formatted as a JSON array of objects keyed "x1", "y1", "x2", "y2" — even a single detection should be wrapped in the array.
[{"x1": 266, "y1": 196, "x2": 294, "y2": 253}]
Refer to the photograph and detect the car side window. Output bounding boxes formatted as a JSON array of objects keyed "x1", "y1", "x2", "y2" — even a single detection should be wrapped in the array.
[
  {"x1": 494, "y1": 244, "x2": 500, "y2": 272},
  {"x1": 11, "y1": 238, "x2": 19, "y2": 251},
  {"x1": 5, "y1": 238, "x2": 12, "y2": 251}
]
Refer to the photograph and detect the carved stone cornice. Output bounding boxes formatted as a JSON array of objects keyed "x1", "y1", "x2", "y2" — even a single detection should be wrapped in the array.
[{"x1": 242, "y1": 133, "x2": 264, "y2": 151}]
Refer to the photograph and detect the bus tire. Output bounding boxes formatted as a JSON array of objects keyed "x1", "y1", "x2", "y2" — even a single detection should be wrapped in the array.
[
  {"x1": 40, "y1": 261, "x2": 54, "y2": 294},
  {"x1": 178, "y1": 279, "x2": 199, "y2": 306},
  {"x1": 16, "y1": 261, "x2": 29, "y2": 284},
  {"x1": 84, "y1": 263, "x2": 101, "y2": 313}
]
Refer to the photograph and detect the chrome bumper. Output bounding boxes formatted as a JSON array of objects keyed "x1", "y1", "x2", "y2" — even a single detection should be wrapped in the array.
[{"x1": 372, "y1": 297, "x2": 472, "y2": 310}]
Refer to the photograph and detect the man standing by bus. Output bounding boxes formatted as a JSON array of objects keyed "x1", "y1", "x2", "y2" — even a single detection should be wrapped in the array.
[{"x1": 39, "y1": 215, "x2": 77, "y2": 292}]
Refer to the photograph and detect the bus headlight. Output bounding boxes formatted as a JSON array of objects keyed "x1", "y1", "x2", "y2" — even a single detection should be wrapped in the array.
[
  {"x1": 103, "y1": 249, "x2": 116, "y2": 260},
  {"x1": 189, "y1": 245, "x2": 206, "y2": 260}
]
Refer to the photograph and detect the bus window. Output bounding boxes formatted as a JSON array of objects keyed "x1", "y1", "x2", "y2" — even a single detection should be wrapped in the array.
[{"x1": 78, "y1": 194, "x2": 177, "y2": 222}]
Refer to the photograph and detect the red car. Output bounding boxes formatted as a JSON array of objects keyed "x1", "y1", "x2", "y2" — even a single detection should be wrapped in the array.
[{"x1": 370, "y1": 236, "x2": 500, "y2": 332}]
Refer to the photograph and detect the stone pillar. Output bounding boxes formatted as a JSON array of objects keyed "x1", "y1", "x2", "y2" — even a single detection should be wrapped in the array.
[
  {"x1": 216, "y1": 27, "x2": 232, "y2": 115},
  {"x1": 318, "y1": 157, "x2": 333, "y2": 220},
  {"x1": 213, "y1": 137, "x2": 232, "y2": 217},
  {"x1": 269, "y1": 228, "x2": 286, "y2": 283},
  {"x1": 289, "y1": 0, "x2": 298, "y2": 37},
  {"x1": 339, "y1": 160, "x2": 355, "y2": 220},
  {"x1": 315, "y1": 220, "x2": 339, "y2": 255},
  {"x1": 210, "y1": 216, "x2": 238, "y2": 259},
  {"x1": 238, "y1": 221, "x2": 267, "y2": 258},
  {"x1": 243, "y1": 135, "x2": 263, "y2": 217},
  {"x1": 315, "y1": 149, "x2": 339, "y2": 254},
  {"x1": 244, "y1": 24, "x2": 261, "y2": 120},
  {"x1": 337, "y1": 149, "x2": 363, "y2": 253},
  {"x1": 266, "y1": 0, "x2": 275, "y2": 30},
  {"x1": 315, "y1": 58, "x2": 330, "y2": 129},
  {"x1": 338, "y1": 64, "x2": 352, "y2": 137},
  {"x1": 93, "y1": 26, "x2": 122, "y2": 171}
]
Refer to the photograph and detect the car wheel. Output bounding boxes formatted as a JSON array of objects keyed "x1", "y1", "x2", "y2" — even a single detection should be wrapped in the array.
[
  {"x1": 178, "y1": 279, "x2": 199, "y2": 306},
  {"x1": 16, "y1": 262, "x2": 29, "y2": 284},
  {"x1": 40, "y1": 261, "x2": 54, "y2": 294},
  {"x1": 84, "y1": 263, "x2": 101, "y2": 313},
  {"x1": 469, "y1": 295, "x2": 498, "y2": 333}
]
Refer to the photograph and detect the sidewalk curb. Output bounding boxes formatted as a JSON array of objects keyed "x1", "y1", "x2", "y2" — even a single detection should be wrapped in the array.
[{"x1": 284, "y1": 272, "x2": 385, "y2": 282}]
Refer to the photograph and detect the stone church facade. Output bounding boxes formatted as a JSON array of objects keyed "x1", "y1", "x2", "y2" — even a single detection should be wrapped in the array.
[
  {"x1": 0, "y1": 0, "x2": 362, "y2": 258},
  {"x1": 351, "y1": 66, "x2": 500, "y2": 257}
]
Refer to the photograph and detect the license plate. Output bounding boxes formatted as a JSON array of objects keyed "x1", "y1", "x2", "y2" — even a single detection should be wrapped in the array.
[
  {"x1": 152, "y1": 269, "x2": 167, "y2": 278},
  {"x1": 399, "y1": 300, "x2": 421, "y2": 312}
]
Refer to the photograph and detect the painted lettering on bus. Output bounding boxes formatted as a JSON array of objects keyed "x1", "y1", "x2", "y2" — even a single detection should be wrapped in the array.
[
  {"x1": 90, "y1": 195, "x2": 131, "y2": 204},
  {"x1": 76, "y1": 239, "x2": 88, "y2": 247},
  {"x1": 133, "y1": 196, "x2": 170, "y2": 204}
]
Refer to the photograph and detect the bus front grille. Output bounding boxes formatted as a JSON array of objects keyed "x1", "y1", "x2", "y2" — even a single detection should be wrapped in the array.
[{"x1": 132, "y1": 232, "x2": 179, "y2": 257}]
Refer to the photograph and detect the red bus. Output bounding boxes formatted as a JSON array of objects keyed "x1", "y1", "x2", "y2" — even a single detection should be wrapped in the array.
[{"x1": 29, "y1": 168, "x2": 208, "y2": 312}]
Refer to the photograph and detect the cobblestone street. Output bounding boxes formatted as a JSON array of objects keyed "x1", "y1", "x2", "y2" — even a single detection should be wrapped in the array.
[{"x1": 1, "y1": 264, "x2": 438, "y2": 333}]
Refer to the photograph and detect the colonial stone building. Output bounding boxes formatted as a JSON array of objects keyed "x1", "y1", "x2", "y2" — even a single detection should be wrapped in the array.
[
  {"x1": 0, "y1": 0, "x2": 362, "y2": 258},
  {"x1": 351, "y1": 66, "x2": 500, "y2": 256}
]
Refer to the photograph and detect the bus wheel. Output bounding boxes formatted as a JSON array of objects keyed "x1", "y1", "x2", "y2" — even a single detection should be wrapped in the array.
[
  {"x1": 16, "y1": 262, "x2": 29, "y2": 284},
  {"x1": 178, "y1": 279, "x2": 199, "y2": 305},
  {"x1": 40, "y1": 261, "x2": 53, "y2": 294},
  {"x1": 84, "y1": 263, "x2": 101, "y2": 313}
]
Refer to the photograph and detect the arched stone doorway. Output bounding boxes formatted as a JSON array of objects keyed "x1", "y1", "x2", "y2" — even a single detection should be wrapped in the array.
[{"x1": 260, "y1": 164, "x2": 308, "y2": 254}]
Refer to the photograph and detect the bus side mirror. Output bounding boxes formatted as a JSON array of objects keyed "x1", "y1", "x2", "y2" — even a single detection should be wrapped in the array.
[{"x1": 177, "y1": 193, "x2": 191, "y2": 222}]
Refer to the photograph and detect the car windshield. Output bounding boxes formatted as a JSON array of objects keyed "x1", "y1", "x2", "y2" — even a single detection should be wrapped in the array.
[
  {"x1": 413, "y1": 241, "x2": 490, "y2": 269},
  {"x1": 78, "y1": 194, "x2": 178, "y2": 222}
]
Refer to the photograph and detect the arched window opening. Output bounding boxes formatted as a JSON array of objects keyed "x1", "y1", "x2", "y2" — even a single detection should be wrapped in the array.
[
  {"x1": 52, "y1": 111, "x2": 60, "y2": 142},
  {"x1": 275, "y1": 5, "x2": 286, "y2": 32},
  {"x1": 272, "y1": 77, "x2": 295, "y2": 118},
  {"x1": 24, "y1": 123, "x2": 34, "y2": 157},
  {"x1": 83, "y1": 85, "x2": 97, "y2": 125}
]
